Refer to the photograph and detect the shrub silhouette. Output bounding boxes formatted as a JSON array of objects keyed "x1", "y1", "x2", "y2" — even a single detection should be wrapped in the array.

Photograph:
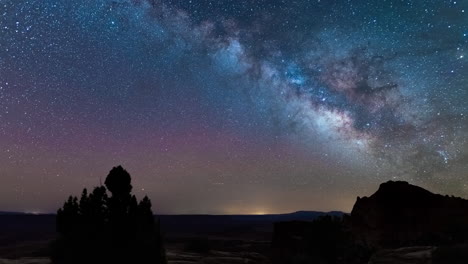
[
  {"x1": 272, "y1": 215, "x2": 372, "y2": 264},
  {"x1": 51, "y1": 166, "x2": 166, "y2": 264}
]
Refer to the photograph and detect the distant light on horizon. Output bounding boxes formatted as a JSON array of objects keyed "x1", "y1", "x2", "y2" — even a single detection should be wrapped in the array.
[
  {"x1": 1, "y1": 0, "x2": 467, "y2": 214},
  {"x1": 251, "y1": 211, "x2": 268, "y2": 215}
]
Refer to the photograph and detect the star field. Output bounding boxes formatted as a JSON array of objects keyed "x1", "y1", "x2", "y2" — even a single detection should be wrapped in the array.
[{"x1": 1, "y1": 0, "x2": 468, "y2": 214}]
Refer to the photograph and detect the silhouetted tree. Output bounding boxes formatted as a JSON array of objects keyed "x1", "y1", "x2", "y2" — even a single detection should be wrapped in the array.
[
  {"x1": 105, "y1": 165, "x2": 132, "y2": 199},
  {"x1": 52, "y1": 166, "x2": 166, "y2": 264}
]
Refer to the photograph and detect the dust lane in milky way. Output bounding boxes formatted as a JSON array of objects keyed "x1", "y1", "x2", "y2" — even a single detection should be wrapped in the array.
[{"x1": 0, "y1": 0, "x2": 467, "y2": 214}]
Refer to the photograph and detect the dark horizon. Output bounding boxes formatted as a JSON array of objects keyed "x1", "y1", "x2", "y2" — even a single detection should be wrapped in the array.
[
  {"x1": 2, "y1": 180, "x2": 468, "y2": 264},
  {"x1": 0, "y1": 210, "x2": 348, "y2": 216},
  {"x1": 1, "y1": 0, "x2": 467, "y2": 214}
]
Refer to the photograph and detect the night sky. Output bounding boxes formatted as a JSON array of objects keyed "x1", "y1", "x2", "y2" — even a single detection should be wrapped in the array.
[{"x1": 1, "y1": 0, "x2": 467, "y2": 214}]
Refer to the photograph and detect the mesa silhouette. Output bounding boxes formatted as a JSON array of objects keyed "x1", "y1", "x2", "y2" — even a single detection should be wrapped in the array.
[
  {"x1": 351, "y1": 180, "x2": 468, "y2": 247},
  {"x1": 51, "y1": 166, "x2": 166, "y2": 264},
  {"x1": 272, "y1": 181, "x2": 468, "y2": 264}
]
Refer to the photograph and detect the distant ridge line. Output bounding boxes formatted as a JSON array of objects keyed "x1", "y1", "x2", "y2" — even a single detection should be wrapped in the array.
[{"x1": 0, "y1": 210, "x2": 346, "y2": 216}]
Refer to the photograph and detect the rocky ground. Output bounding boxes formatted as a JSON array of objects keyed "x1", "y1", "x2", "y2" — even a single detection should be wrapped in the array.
[
  {"x1": 0, "y1": 248, "x2": 271, "y2": 264},
  {"x1": 0, "y1": 258, "x2": 50, "y2": 264},
  {"x1": 0, "y1": 236, "x2": 272, "y2": 264},
  {"x1": 368, "y1": 247, "x2": 434, "y2": 264},
  {"x1": 166, "y1": 250, "x2": 270, "y2": 264},
  {"x1": 5, "y1": 244, "x2": 468, "y2": 264},
  {"x1": 164, "y1": 237, "x2": 271, "y2": 264}
]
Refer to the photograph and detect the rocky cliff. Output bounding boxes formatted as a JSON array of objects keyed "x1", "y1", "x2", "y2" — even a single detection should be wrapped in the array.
[{"x1": 351, "y1": 181, "x2": 468, "y2": 247}]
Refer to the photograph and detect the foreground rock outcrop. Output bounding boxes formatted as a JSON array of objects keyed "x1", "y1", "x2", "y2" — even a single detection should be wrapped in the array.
[
  {"x1": 271, "y1": 217, "x2": 371, "y2": 264},
  {"x1": 271, "y1": 181, "x2": 468, "y2": 263},
  {"x1": 369, "y1": 244, "x2": 468, "y2": 264},
  {"x1": 351, "y1": 181, "x2": 468, "y2": 248},
  {"x1": 368, "y1": 247, "x2": 434, "y2": 264}
]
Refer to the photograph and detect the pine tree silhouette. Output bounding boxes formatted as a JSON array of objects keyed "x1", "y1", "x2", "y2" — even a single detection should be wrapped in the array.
[{"x1": 52, "y1": 166, "x2": 166, "y2": 264}]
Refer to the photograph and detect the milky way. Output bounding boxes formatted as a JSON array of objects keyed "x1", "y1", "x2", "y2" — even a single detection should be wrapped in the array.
[{"x1": 1, "y1": 0, "x2": 467, "y2": 214}]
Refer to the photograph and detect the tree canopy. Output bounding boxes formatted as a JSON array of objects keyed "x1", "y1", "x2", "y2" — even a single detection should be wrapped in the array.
[{"x1": 52, "y1": 166, "x2": 166, "y2": 264}]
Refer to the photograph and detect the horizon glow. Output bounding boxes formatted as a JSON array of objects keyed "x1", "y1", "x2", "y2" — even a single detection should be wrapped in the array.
[{"x1": 1, "y1": 0, "x2": 467, "y2": 214}]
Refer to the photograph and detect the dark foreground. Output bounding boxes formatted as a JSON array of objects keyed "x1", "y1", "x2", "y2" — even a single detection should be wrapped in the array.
[
  {"x1": 4, "y1": 181, "x2": 468, "y2": 264},
  {"x1": 0, "y1": 211, "x2": 339, "y2": 264}
]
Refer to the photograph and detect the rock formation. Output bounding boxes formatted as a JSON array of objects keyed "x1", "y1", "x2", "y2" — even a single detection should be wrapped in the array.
[
  {"x1": 271, "y1": 180, "x2": 468, "y2": 263},
  {"x1": 351, "y1": 181, "x2": 468, "y2": 248}
]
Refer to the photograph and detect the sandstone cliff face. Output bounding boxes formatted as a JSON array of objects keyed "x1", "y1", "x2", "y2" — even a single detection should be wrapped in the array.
[{"x1": 351, "y1": 181, "x2": 468, "y2": 248}]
